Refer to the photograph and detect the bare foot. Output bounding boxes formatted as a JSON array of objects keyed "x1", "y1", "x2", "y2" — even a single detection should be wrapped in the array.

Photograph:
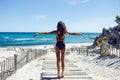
[
  {"x1": 61, "y1": 75, "x2": 64, "y2": 78},
  {"x1": 57, "y1": 75, "x2": 61, "y2": 78}
]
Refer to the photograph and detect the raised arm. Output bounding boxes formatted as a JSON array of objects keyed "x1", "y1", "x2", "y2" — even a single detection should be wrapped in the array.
[
  {"x1": 34, "y1": 30, "x2": 57, "y2": 37},
  {"x1": 66, "y1": 32, "x2": 86, "y2": 39}
]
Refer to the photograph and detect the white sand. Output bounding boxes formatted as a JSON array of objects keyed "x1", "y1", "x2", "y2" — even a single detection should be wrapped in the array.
[
  {"x1": 66, "y1": 52, "x2": 120, "y2": 80},
  {"x1": 6, "y1": 52, "x2": 51, "y2": 80},
  {"x1": 0, "y1": 44, "x2": 54, "y2": 61},
  {"x1": 6, "y1": 58, "x2": 43, "y2": 80},
  {"x1": 0, "y1": 43, "x2": 91, "y2": 62},
  {"x1": 1, "y1": 43, "x2": 120, "y2": 80},
  {"x1": 0, "y1": 50, "x2": 20, "y2": 62}
]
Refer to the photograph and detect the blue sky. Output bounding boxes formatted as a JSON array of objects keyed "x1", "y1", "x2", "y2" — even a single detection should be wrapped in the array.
[{"x1": 0, "y1": 0, "x2": 120, "y2": 32}]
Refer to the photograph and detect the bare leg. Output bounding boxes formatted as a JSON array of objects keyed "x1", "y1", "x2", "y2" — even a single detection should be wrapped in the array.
[
  {"x1": 55, "y1": 47, "x2": 60, "y2": 78},
  {"x1": 61, "y1": 47, "x2": 66, "y2": 78}
]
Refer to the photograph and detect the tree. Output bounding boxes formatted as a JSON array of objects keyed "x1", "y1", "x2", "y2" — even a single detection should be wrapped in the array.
[{"x1": 115, "y1": 15, "x2": 120, "y2": 24}]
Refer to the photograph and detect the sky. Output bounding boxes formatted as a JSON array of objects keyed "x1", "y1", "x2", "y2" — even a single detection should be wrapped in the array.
[{"x1": 0, "y1": 0, "x2": 120, "y2": 32}]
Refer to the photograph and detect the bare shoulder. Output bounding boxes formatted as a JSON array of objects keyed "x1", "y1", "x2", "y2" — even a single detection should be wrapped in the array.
[{"x1": 50, "y1": 30, "x2": 57, "y2": 34}]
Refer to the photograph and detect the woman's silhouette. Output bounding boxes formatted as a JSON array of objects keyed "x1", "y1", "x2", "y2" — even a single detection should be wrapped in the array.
[{"x1": 34, "y1": 21, "x2": 85, "y2": 78}]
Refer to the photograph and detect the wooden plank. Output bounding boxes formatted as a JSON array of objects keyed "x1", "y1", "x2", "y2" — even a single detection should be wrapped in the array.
[{"x1": 41, "y1": 55, "x2": 93, "y2": 80}]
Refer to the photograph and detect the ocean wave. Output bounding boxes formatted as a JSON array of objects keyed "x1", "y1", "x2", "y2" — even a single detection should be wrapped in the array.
[
  {"x1": 40, "y1": 38, "x2": 52, "y2": 41},
  {"x1": 4, "y1": 37, "x2": 9, "y2": 39},
  {"x1": 14, "y1": 38, "x2": 34, "y2": 41}
]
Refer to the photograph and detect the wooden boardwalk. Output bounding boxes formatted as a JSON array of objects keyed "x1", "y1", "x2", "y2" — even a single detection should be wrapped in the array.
[{"x1": 40, "y1": 53, "x2": 93, "y2": 80}]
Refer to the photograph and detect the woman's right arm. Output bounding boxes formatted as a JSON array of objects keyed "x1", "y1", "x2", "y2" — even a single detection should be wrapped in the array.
[{"x1": 34, "y1": 30, "x2": 57, "y2": 37}]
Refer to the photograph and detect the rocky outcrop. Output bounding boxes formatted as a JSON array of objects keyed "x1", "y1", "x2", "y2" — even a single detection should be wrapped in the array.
[{"x1": 91, "y1": 16, "x2": 120, "y2": 49}]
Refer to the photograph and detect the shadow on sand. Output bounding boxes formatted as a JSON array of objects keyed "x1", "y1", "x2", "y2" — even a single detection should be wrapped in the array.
[{"x1": 41, "y1": 77, "x2": 61, "y2": 80}]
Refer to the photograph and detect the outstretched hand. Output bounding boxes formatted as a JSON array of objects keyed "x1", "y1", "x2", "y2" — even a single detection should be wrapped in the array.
[
  {"x1": 81, "y1": 34, "x2": 86, "y2": 39},
  {"x1": 34, "y1": 33, "x2": 39, "y2": 37},
  {"x1": 77, "y1": 33, "x2": 86, "y2": 39}
]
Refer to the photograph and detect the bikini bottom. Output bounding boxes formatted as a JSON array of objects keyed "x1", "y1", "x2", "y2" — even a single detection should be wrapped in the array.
[{"x1": 56, "y1": 42, "x2": 65, "y2": 50}]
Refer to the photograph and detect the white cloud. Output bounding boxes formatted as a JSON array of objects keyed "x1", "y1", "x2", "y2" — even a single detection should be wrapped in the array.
[
  {"x1": 68, "y1": 0, "x2": 79, "y2": 5},
  {"x1": 35, "y1": 16, "x2": 46, "y2": 20},
  {"x1": 81, "y1": 0, "x2": 91, "y2": 3},
  {"x1": 64, "y1": 0, "x2": 79, "y2": 5},
  {"x1": 65, "y1": 0, "x2": 92, "y2": 5}
]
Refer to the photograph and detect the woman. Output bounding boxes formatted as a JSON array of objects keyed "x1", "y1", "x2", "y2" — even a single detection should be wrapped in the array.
[{"x1": 34, "y1": 21, "x2": 85, "y2": 78}]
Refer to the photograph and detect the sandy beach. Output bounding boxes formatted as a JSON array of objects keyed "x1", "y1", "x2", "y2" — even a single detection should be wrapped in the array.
[
  {"x1": 67, "y1": 52, "x2": 120, "y2": 80},
  {"x1": 0, "y1": 43, "x2": 120, "y2": 80}
]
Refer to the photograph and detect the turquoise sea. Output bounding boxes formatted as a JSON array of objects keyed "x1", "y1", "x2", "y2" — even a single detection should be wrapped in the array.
[{"x1": 0, "y1": 32, "x2": 100, "y2": 47}]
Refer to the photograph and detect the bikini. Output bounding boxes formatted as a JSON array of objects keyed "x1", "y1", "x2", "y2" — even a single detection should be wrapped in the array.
[{"x1": 56, "y1": 34, "x2": 65, "y2": 50}]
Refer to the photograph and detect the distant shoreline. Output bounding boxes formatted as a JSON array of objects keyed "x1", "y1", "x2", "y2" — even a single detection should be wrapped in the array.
[
  {"x1": 0, "y1": 43, "x2": 92, "y2": 49},
  {"x1": 0, "y1": 32, "x2": 101, "y2": 33}
]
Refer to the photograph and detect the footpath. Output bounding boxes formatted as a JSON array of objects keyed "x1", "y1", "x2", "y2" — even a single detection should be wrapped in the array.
[{"x1": 40, "y1": 53, "x2": 93, "y2": 80}]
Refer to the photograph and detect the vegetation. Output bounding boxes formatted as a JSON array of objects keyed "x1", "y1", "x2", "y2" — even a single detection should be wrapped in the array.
[
  {"x1": 96, "y1": 37, "x2": 104, "y2": 46},
  {"x1": 91, "y1": 15, "x2": 120, "y2": 49},
  {"x1": 115, "y1": 15, "x2": 120, "y2": 24}
]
